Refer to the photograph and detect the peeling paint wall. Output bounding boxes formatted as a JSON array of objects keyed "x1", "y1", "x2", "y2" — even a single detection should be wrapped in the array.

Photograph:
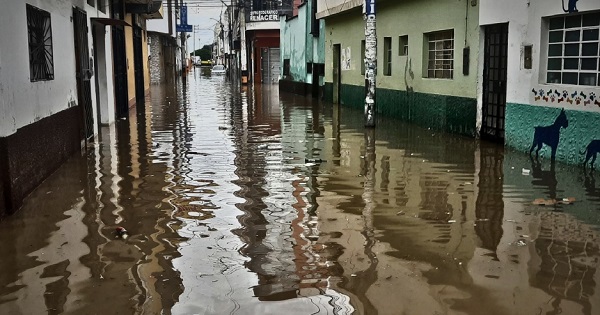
[
  {"x1": 280, "y1": 1, "x2": 325, "y2": 91},
  {"x1": 280, "y1": 5, "x2": 308, "y2": 82}
]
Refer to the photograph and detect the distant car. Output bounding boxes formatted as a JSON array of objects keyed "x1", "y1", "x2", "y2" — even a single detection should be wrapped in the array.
[{"x1": 211, "y1": 65, "x2": 226, "y2": 75}]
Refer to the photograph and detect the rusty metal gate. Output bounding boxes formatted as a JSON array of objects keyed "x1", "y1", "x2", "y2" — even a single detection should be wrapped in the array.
[
  {"x1": 260, "y1": 47, "x2": 280, "y2": 84},
  {"x1": 481, "y1": 23, "x2": 509, "y2": 143},
  {"x1": 73, "y1": 7, "x2": 94, "y2": 141}
]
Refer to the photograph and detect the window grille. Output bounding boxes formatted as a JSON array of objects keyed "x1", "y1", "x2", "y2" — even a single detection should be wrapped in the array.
[
  {"x1": 546, "y1": 13, "x2": 600, "y2": 86},
  {"x1": 27, "y1": 4, "x2": 54, "y2": 82},
  {"x1": 426, "y1": 30, "x2": 454, "y2": 79}
]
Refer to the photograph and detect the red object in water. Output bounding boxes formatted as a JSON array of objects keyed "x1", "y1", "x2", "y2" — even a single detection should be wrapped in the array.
[{"x1": 115, "y1": 226, "x2": 128, "y2": 237}]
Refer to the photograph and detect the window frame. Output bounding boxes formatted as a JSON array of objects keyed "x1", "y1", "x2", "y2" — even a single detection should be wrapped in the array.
[
  {"x1": 399, "y1": 35, "x2": 408, "y2": 56},
  {"x1": 545, "y1": 12, "x2": 600, "y2": 86},
  {"x1": 383, "y1": 36, "x2": 392, "y2": 76},
  {"x1": 425, "y1": 29, "x2": 454, "y2": 79},
  {"x1": 27, "y1": 4, "x2": 54, "y2": 82}
]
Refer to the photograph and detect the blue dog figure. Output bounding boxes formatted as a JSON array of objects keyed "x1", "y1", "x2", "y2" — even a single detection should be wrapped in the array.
[{"x1": 529, "y1": 108, "x2": 568, "y2": 162}]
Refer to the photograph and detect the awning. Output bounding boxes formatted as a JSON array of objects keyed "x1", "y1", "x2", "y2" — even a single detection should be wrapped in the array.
[{"x1": 91, "y1": 18, "x2": 131, "y2": 27}]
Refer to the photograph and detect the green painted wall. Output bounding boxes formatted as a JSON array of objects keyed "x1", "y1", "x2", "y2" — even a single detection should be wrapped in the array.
[
  {"x1": 324, "y1": 82, "x2": 476, "y2": 137},
  {"x1": 506, "y1": 103, "x2": 600, "y2": 165},
  {"x1": 281, "y1": 2, "x2": 324, "y2": 84},
  {"x1": 323, "y1": 0, "x2": 480, "y2": 96},
  {"x1": 322, "y1": 0, "x2": 479, "y2": 137}
]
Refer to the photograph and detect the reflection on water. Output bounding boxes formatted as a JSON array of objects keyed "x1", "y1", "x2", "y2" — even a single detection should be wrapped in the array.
[{"x1": 0, "y1": 73, "x2": 599, "y2": 315}]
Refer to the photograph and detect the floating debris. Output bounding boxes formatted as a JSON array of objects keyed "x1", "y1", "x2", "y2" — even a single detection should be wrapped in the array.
[
  {"x1": 448, "y1": 220, "x2": 457, "y2": 223},
  {"x1": 522, "y1": 168, "x2": 531, "y2": 175},
  {"x1": 115, "y1": 226, "x2": 129, "y2": 239},
  {"x1": 514, "y1": 240, "x2": 527, "y2": 247},
  {"x1": 532, "y1": 197, "x2": 575, "y2": 206},
  {"x1": 396, "y1": 211, "x2": 405, "y2": 216}
]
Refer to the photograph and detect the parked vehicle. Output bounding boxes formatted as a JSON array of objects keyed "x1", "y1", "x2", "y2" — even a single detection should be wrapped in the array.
[{"x1": 211, "y1": 64, "x2": 226, "y2": 75}]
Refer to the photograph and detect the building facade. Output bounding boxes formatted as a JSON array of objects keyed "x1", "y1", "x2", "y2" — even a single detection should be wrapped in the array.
[
  {"x1": 242, "y1": 0, "x2": 287, "y2": 84},
  {"x1": 147, "y1": 1, "x2": 178, "y2": 85},
  {"x1": 279, "y1": 0, "x2": 325, "y2": 97},
  {"x1": 0, "y1": 0, "x2": 163, "y2": 217},
  {"x1": 317, "y1": 0, "x2": 481, "y2": 137},
  {"x1": 479, "y1": 0, "x2": 600, "y2": 165},
  {"x1": 0, "y1": 0, "x2": 115, "y2": 217}
]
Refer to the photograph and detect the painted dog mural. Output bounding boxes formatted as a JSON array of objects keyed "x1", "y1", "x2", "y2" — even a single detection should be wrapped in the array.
[
  {"x1": 562, "y1": 0, "x2": 579, "y2": 13},
  {"x1": 582, "y1": 140, "x2": 600, "y2": 169},
  {"x1": 529, "y1": 108, "x2": 568, "y2": 162}
]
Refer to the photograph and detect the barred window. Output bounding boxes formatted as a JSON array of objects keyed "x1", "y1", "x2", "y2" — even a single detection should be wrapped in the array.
[
  {"x1": 27, "y1": 4, "x2": 54, "y2": 82},
  {"x1": 426, "y1": 30, "x2": 454, "y2": 79},
  {"x1": 547, "y1": 13, "x2": 600, "y2": 86}
]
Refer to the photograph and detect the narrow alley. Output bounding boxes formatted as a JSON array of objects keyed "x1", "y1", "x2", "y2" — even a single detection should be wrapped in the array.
[{"x1": 1, "y1": 74, "x2": 599, "y2": 315}]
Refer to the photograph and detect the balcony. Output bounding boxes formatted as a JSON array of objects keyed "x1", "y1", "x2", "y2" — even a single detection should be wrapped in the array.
[{"x1": 125, "y1": 0, "x2": 163, "y2": 19}]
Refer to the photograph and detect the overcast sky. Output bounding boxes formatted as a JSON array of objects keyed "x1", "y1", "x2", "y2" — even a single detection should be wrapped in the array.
[{"x1": 184, "y1": 1, "x2": 229, "y2": 50}]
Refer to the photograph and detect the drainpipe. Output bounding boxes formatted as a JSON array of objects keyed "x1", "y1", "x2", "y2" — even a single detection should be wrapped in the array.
[{"x1": 364, "y1": 0, "x2": 376, "y2": 127}]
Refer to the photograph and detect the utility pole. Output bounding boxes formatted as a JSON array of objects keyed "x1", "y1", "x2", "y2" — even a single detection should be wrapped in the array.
[
  {"x1": 364, "y1": 0, "x2": 376, "y2": 127},
  {"x1": 193, "y1": 25, "x2": 196, "y2": 70},
  {"x1": 180, "y1": 0, "x2": 186, "y2": 81}
]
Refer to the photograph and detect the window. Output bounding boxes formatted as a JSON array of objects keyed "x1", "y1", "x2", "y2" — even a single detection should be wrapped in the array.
[
  {"x1": 87, "y1": 0, "x2": 95, "y2": 7},
  {"x1": 27, "y1": 4, "x2": 54, "y2": 82},
  {"x1": 426, "y1": 30, "x2": 454, "y2": 79},
  {"x1": 98, "y1": 0, "x2": 106, "y2": 13},
  {"x1": 399, "y1": 35, "x2": 408, "y2": 56},
  {"x1": 283, "y1": 59, "x2": 290, "y2": 76},
  {"x1": 546, "y1": 13, "x2": 600, "y2": 86},
  {"x1": 384, "y1": 37, "x2": 392, "y2": 76},
  {"x1": 361, "y1": 40, "x2": 366, "y2": 75}
]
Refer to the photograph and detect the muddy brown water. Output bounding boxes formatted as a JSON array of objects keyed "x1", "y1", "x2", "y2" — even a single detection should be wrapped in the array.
[{"x1": 1, "y1": 75, "x2": 599, "y2": 315}]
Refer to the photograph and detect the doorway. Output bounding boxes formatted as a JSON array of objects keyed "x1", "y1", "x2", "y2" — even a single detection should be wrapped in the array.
[
  {"x1": 72, "y1": 7, "x2": 94, "y2": 142},
  {"x1": 133, "y1": 22, "x2": 145, "y2": 106},
  {"x1": 481, "y1": 23, "x2": 508, "y2": 142}
]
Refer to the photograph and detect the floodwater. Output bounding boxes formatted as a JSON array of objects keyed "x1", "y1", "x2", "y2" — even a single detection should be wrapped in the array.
[{"x1": 1, "y1": 73, "x2": 600, "y2": 315}]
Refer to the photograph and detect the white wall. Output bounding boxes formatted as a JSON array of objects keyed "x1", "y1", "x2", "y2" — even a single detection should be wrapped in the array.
[
  {"x1": 147, "y1": 9, "x2": 175, "y2": 35},
  {"x1": 479, "y1": 0, "x2": 600, "y2": 111},
  {"x1": 0, "y1": 0, "x2": 113, "y2": 137}
]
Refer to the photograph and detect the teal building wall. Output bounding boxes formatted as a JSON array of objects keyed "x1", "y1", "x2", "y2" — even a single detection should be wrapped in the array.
[{"x1": 506, "y1": 103, "x2": 600, "y2": 165}]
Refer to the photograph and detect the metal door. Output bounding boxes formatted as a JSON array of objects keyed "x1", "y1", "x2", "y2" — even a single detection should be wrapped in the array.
[
  {"x1": 111, "y1": 0, "x2": 128, "y2": 119},
  {"x1": 73, "y1": 7, "x2": 94, "y2": 141},
  {"x1": 133, "y1": 23, "x2": 145, "y2": 105},
  {"x1": 481, "y1": 23, "x2": 508, "y2": 142},
  {"x1": 260, "y1": 48, "x2": 280, "y2": 84}
]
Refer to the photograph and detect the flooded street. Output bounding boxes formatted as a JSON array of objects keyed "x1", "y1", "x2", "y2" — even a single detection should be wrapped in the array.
[{"x1": 1, "y1": 73, "x2": 600, "y2": 315}]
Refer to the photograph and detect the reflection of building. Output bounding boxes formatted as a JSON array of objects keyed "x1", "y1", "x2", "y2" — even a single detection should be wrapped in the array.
[{"x1": 531, "y1": 212, "x2": 600, "y2": 314}]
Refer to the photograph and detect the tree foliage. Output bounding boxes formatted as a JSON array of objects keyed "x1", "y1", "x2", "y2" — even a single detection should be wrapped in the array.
[{"x1": 190, "y1": 44, "x2": 213, "y2": 61}]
